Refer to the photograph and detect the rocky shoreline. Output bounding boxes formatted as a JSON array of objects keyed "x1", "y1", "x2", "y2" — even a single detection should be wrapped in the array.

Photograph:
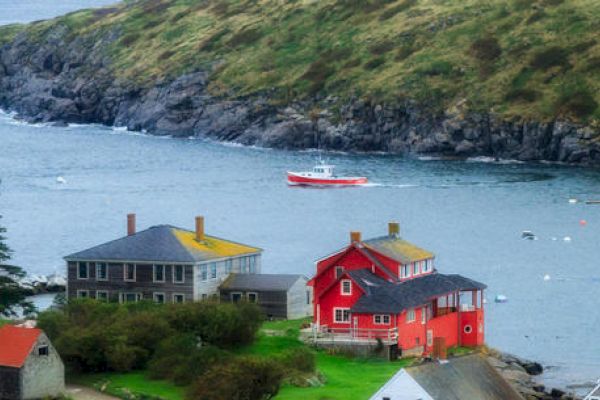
[
  {"x1": 488, "y1": 351, "x2": 581, "y2": 400},
  {"x1": 2, "y1": 24, "x2": 600, "y2": 165}
]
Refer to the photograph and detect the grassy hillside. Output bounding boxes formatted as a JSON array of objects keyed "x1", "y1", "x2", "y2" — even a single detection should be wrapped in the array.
[{"x1": 2, "y1": 0, "x2": 600, "y2": 122}]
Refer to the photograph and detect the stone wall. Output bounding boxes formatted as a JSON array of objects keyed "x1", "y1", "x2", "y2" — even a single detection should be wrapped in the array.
[{"x1": 21, "y1": 333, "x2": 65, "y2": 400}]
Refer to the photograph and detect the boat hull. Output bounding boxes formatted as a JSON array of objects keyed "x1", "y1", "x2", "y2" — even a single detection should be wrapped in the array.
[{"x1": 287, "y1": 172, "x2": 368, "y2": 186}]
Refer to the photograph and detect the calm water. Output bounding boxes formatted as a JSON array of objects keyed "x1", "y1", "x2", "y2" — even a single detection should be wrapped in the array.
[{"x1": 1, "y1": 0, "x2": 599, "y2": 394}]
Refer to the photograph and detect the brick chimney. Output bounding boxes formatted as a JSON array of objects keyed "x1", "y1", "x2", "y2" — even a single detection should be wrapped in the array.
[
  {"x1": 350, "y1": 231, "x2": 361, "y2": 243},
  {"x1": 127, "y1": 213, "x2": 136, "y2": 236},
  {"x1": 195, "y1": 216, "x2": 205, "y2": 242},
  {"x1": 388, "y1": 222, "x2": 400, "y2": 237}
]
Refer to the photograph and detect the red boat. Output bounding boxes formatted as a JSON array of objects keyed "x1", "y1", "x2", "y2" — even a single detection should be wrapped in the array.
[{"x1": 287, "y1": 162, "x2": 368, "y2": 186}]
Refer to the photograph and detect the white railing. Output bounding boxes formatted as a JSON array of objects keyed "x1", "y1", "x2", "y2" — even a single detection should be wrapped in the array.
[{"x1": 311, "y1": 325, "x2": 398, "y2": 344}]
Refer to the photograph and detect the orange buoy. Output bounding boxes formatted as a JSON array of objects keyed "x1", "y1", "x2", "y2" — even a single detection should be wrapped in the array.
[{"x1": 580, "y1": 219, "x2": 587, "y2": 226}]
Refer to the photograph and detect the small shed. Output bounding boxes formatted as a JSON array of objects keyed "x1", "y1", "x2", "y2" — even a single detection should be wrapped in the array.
[
  {"x1": 219, "y1": 273, "x2": 312, "y2": 319},
  {"x1": 369, "y1": 354, "x2": 524, "y2": 400},
  {"x1": 0, "y1": 325, "x2": 65, "y2": 400}
]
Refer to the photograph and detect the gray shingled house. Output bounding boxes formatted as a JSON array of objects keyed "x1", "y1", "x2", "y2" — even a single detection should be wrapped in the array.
[
  {"x1": 65, "y1": 214, "x2": 262, "y2": 303},
  {"x1": 369, "y1": 354, "x2": 524, "y2": 400},
  {"x1": 219, "y1": 273, "x2": 312, "y2": 319}
]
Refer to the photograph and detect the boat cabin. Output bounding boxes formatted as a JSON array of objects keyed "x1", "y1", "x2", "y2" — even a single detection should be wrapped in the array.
[{"x1": 311, "y1": 164, "x2": 334, "y2": 177}]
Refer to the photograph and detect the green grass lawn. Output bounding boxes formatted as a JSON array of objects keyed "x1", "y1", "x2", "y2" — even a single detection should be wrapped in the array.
[
  {"x1": 70, "y1": 372, "x2": 185, "y2": 400},
  {"x1": 70, "y1": 318, "x2": 411, "y2": 400}
]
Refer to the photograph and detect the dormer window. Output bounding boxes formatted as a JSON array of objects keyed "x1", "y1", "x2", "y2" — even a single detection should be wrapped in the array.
[
  {"x1": 335, "y1": 266, "x2": 344, "y2": 279},
  {"x1": 412, "y1": 262, "x2": 419, "y2": 276},
  {"x1": 38, "y1": 345, "x2": 49, "y2": 356},
  {"x1": 400, "y1": 264, "x2": 410, "y2": 279},
  {"x1": 423, "y1": 259, "x2": 433, "y2": 273},
  {"x1": 341, "y1": 279, "x2": 352, "y2": 295}
]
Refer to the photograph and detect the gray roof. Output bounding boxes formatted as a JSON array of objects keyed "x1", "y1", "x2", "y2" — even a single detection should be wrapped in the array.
[
  {"x1": 349, "y1": 270, "x2": 486, "y2": 314},
  {"x1": 407, "y1": 355, "x2": 524, "y2": 400},
  {"x1": 64, "y1": 225, "x2": 261, "y2": 263},
  {"x1": 220, "y1": 273, "x2": 307, "y2": 291}
]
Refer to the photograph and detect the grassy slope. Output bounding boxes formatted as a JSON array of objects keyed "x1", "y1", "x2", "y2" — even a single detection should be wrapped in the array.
[
  {"x1": 2, "y1": 0, "x2": 599, "y2": 123},
  {"x1": 70, "y1": 318, "x2": 411, "y2": 400}
]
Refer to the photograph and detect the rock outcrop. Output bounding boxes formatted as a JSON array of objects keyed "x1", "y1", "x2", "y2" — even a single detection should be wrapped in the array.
[{"x1": 2, "y1": 24, "x2": 600, "y2": 165}]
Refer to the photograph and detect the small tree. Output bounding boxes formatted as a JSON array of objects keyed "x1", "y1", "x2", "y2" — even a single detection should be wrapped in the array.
[{"x1": 0, "y1": 216, "x2": 34, "y2": 317}]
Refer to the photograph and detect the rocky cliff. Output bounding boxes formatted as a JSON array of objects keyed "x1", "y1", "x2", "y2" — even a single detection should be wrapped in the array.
[{"x1": 2, "y1": 1, "x2": 600, "y2": 164}]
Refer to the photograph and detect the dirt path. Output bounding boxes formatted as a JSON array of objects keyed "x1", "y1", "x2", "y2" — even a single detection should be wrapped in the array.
[{"x1": 66, "y1": 385, "x2": 120, "y2": 400}]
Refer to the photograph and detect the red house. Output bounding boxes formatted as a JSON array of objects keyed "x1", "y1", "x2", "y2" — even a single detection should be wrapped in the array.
[{"x1": 308, "y1": 222, "x2": 486, "y2": 356}]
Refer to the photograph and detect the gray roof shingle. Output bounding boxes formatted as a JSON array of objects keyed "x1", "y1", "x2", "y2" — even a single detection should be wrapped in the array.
[
  {"x1": 220, "y1": 273, "x2": 307, "y2": 291},
  {"x1": 350, "y1": 271, "x2": 486, "y2": 314}
]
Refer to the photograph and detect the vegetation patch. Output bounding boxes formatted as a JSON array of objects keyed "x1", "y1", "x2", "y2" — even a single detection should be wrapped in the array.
[
  {"x1": 470, "y1": 35, "x2": 502, "y2": 62},
  {"x1": 364, "y1": 57, "x2": 386, "y2": 70},
  {"x1": 555, "y1": 86, "x2": 598, "y2": 119},
  {"x1": 379, "y1": 0, "x2": 418, "y2": 21},
  {"x1": 227, "y1": 27, "x2": 263, "y2": 48},
  {"x1": 530, "y1": 46, "x2": 571, "y2": 70}
]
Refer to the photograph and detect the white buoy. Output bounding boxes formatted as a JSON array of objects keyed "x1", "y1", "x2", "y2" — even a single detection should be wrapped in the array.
[
  {"x1": 495, "y1": 294, "x2": 508, "y2": 303},
  {"x1": 543, "y1": 274, "x2": 551, "y2": 281},
  {"x1": 568, "y1": 198, "x2": 578, "y2": 204},
  {"x1": 56, "y1": 176, "x2": 66, "y2": 184},
  {"x1": 563, "y1": 236, "x2": 572, "y2": 242}
]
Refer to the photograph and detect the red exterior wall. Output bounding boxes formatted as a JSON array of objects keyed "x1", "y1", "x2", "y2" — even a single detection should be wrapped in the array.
[
  {"x1": 460, "y1": 309, "x2": 484, "y2": 346},
  {"x1": 427, "y1": 312, "x2": 459, "y2": 349},
  {"x1": 318, "y1": 278, "x2": 364, "y2": 329},
  {"x1": 397, "y1": 308, "x2": 427, "y2": 350}
]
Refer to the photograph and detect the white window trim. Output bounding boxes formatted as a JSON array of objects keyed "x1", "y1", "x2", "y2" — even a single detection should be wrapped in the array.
[
  {"x1": 406, "y1": 308, "x2": 416, "y2": 323},
  {"x1": 153, "y1": 264, "x2": 166, "y2": 283},
  {"x1": 96, "y1": 290, "x2": 109, "y2": 301},
  {"x1": 247, "y1": 292, "x2": 258, "y2": 303},
  {"x1": 400, "y1": 264, "x2": 410, "y2": 279},
  {"x1": 172, "y1": 293, "x2": 185, "y2": 303},
  {"x1": 153, "y1": 292, "x2": 166, "y2": 304},
  {"x1": 231, "y1": 292, "x2": 243, "y2": 302},
  {"x1": 77, "y1": 289, "x2": 89, "y2": 298},
  {"x1": 77, "y1": 262, "x2": 89, "y2": 280},
  {"x1": 209, "y1": 263, "x2": 217, "y2": 280},
  {"x1": 95, "y1": 262, "x2": 109, "y2": 281},
  {"x1": 421, "y1": 306, "x2": 427, "y2": 324},
  {"x1": 124, "y1": 263, "x2": 136, "y2": 282},
  {"x1": 373, "y1": 314, "x2": 391, "y2": 325},
  {"x1": 413, "y1": 262, "x2": 420, "y2": 276},
  {"x1": 200, "y1": 264, "x2": 208, "y2": 281},
  {"x1": 340, "y1": 279, "x2": 352, "y2": 295},
  {"x1": 333, "y1": 307, "x2": 351, "y2": 323},
  {"x1": 120, "y1": 292, "x2": 141, "y2": 303},
  {"x1": 172, "y1": 265, "x2": 185, "y2": 284}
]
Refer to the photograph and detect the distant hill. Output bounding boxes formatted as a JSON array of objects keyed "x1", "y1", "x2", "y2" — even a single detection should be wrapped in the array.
[{"x1": 1, "y1": 0, "x2": 600, "y2": 162}]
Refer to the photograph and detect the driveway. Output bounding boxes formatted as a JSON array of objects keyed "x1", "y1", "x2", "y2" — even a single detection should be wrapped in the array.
[{"x1": 66, "y1": 385, "x2": 120, "y2": 400}]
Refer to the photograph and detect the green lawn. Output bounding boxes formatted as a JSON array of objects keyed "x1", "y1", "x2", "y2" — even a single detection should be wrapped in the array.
[
  {"x1": 70, "y1": 318, "x2": 411, "y2": 400},
  {"x1": 70, "y1": 372, "x2": 185, "y2": 400}
]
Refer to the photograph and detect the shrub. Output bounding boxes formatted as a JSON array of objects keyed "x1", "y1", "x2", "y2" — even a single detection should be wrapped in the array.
[
  {"x1": 571, "y1": 40, "x2": 597, "y2": 54},
  {"x1": 505, "y1": 88, "x2": 539, "y2": 102},
  {"x1": 420, "y1": 60, "x2": 453, "y2": 76},
  {"x1": 369, "y1": 40, "x2": 395, "y2": 55},
  {"x1": 379, "y1": 0, "x2": 417, "y2": 21},
  {"x1": 526, "y1": 10, "x2": 546, "y2": 24},
  {"x1": 343, "y1": 58, "x2": 362, "y2": 69},
  {"x1": 227, "y1": 27, "x2": 263, "y2": 48},
  {"x1": 199, "y1": 28, "x2": 230, "y2": 52},
  {"x1": 530, "y1": 46, "x2": 570, "y2": 70},
  {"x1": 395, "y1": 45, "x2": 415, "y2": 61},
  {"x1": 363, "y1": 57, "x2": 386, "y2": 70},
  {"x1": 555, "y1": 88, "x2": 598, "y2": 119},
  {"x1": 188, "y1": 357, "x2": 284, "y2": 400},
  {"x1": 120, "y1": 33, "x2": 140, "y2": 46},
  {"x1": 586, "y1": 56, "x2": 600, "y2": 72},
  {"x1": 278, "y1": 348, "x2": 316, "y2": 374},
  {"x1": 470, "y1": 36, "x2": 502, "y2": 62},
  {"x1": 300, "y1": 58, "x2": 336, "y2": 94}
]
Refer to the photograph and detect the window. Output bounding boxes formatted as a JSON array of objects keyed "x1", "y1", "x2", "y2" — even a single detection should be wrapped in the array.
[
  {"x1": 335, "y1": 266, "x2": 344, "y2": 279},
  {"x1": 240, "y1": 257, "x2": 248, "y2": 273},
  {"x1": 77, "y1": 262, "x2": 88, "y2": 279},
  {"x1": 248, "y1": 256, "x2": 256, "y2": 273},
  {"x1": 77, "y1": 290, "x2": 89, "y2": 299},
  {"x1": 334, "y1": 308, "x2": 350, "y2": 323},
  {"x1": 247, "y1": 292, "x2": 258, "y2": 303},
  {"x1": 38, "y1": 346, "x2": 49, "y2": 356},
  {"x1": 413, "y1": 262, "x2": 419, "y2": 275},
  {"x1": 153, "y1": 293, "x2": 165, "y2": 304},
  {"x1": 173, "y1": 265, "x2": 185, "y2": 283},
  {"x1": 173, "y1": 294, "x2": 185, "y2": 303},
  {"x1": 341, "y1": 279, "x2": 352, "y2": 295},
  {"x1": 124, "y1": 264, "x2": 136, "y2": 282},
  {"x1": 225, "y1": 259, "x2": 233, "y2": 274},
  {"x1": 306, "y1": 290, "x2": 311, "y2": 305},
  {"x1": 400, "y1": 264, "x2": 410, "y2": 279},
  {"x1": 423, "y1": 259, "x2": 432, "y2": 273},
  {"x1": 231, "y1": 292, "x2": 243, "y2": 303},
  {"x1": 96, "y1": 291, "x2": 109, "y2": 301},
  {"x1": 374, "y1": 314, "x2": 391, "y2": 325},
  {"x1": 406, "y1": 308, "x2": 415, "y2": 323},
  {"x1": 202, "y1": 294, "x2": 208, "y2": 300},
  {"x1": 121, "y1": 293, "x2": 140, "y2": 303},
  {"x1": 96, "y1": 262, "x2": 108, "y2": 281},
  {"x1": 422, "y1": 306, "x2": 427, "y2": 324},
  {"x1": 210, "y1": 262, "x2": 217, "y2": 279},
  {"x1": 201, "y1": 265, "x2": 208, "y2": 281},
  {"x1": 153, "y1": 265, "x2": 165, "y2": 282}
]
